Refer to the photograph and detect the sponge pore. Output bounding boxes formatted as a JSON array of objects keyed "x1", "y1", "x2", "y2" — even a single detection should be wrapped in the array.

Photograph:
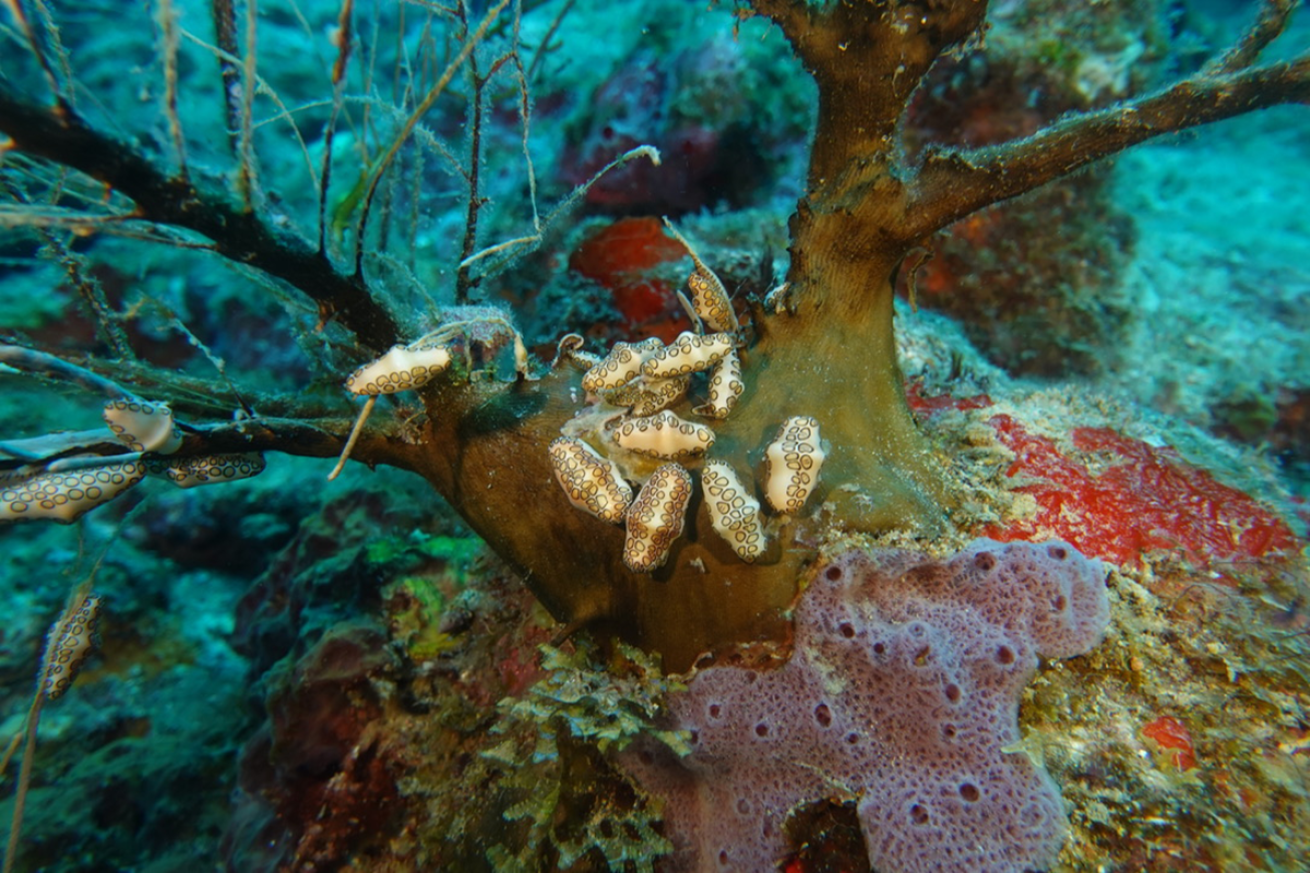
[{"x1": 623, "y1": 539, "x2": 1109, "y2": 873}]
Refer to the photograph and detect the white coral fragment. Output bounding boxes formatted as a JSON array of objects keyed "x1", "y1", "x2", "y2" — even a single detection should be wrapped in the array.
[
  {"x1": 613, "y1": 410, "x2": 715, "y2": 460},
  {"x1": 701, "y1": 459, "x2": 767, "y2": 562},
  {"x1": 640, "y1": 331, "x2": 733, "y2": 380},
  {"x1": 102, "y1": 399, "x2": 182, "y2": 454},
  {"x1": 763, "y1": 415, "x2": 825, "y2": 515},
  {"x1": 623, "y1": 462, "x2": 692, "y2": 572},
  {"x1": 548, "y1": 437, "x2": 633, "y2": 524},
  {"x1": 345, "y1": 343, "x2": 452, "y2": 395}
]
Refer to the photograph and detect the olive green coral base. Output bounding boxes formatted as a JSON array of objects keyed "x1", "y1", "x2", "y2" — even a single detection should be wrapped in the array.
[{"x1": 412, "y1": 256, "x2": 948, "y2": 670}]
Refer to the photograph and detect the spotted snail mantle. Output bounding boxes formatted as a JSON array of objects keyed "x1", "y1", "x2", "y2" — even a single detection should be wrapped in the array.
[{"x1": 549, "y1": 225, "x2": 825, "y2": 573}]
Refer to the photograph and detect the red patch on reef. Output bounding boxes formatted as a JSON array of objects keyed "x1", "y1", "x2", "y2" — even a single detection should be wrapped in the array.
[
  {"x1": 912, "y1": 212, "x2": 1008, "y2": 298},
  {"x1": 569, "y1": 216, "x2": 691, "y2": 341},
  {"x1": 1142, "y1": 715, "x2": 1198, "y2": 771},
  {"x1": 225, "y1": 622, "x2": 402, "y2": 872},
  {"x1": 905, "y1": 381, "x2": 992, "y2": 414},
  {"x1": 497, "y1": 645, "x2": 547, "y2": 698},
  {"x1": 984, "y1": 415, "x2": 1297, "y2": 569}
]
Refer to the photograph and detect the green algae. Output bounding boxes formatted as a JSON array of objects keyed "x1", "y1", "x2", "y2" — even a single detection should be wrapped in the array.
[
  {"x1": 481, "y1": 642, "x2": 688, "y2": 872},
  {"x1": 372, "y1": 534, "x2": 487, "y2": 662},
  {"x1": 366, "y1": 532, "x2": 484, "y2": 571}
]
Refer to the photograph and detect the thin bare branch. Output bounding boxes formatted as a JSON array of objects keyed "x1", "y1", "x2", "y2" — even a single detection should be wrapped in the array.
[
  {"x1": 530, "y1": 144, "x2": 662, "y2": 230},
  {"x1": 28, "y1": 0, "x2": 74, "y2": 107},
  {"x1": 189, "y1": 414, "x2": 421, "y2": 475},
  {"x1": 0, "y1": 181, "x2": 222, "y2": 251},
  {"x1": 250, "y1": 98, "x2": 332, "y2": 128},
  {"x1": 236, "y1": 0, "x2": 259, "y2": 211},
  {"x1": 459, "y1": 144, "x2": 660, "y2": 278},
  {"x1": 511, "y1": 35, "x2": 539, "y2": 234},
  {"x1": 0, "y1": 343, "x2": 138, "y2": 400},
  {"x1": 455, "y1": 42, "x2": 510, "y2": 304},
  {"x1": 326, "y1": 394, "x2": 376, "y2": 479},
  {"x1": 1208, "y1": 0, "x2": 1297, "y2": 74},
  {"x1": 412, "y1": 123, "x2": 468, "y2": 178},
  {"x1": 210, "y1": 0, "x2": 242, "y2": 156},
  {"x1": 0, "y1": 174, "x2": 133, "y2": 358},
  {"x1": 0, "y1": 83, "x2": 402, "y2": 350},
  {"x1": 156, "y1": 0, "x2": 189, "y2": 183},
  {"x1": 133, "y1": 296, "x2": 256, "y2": 418},
  {"x1": 1, "y1": 0, "x2": 72, "y2": 115},
  {"x1": 178, "y1": 29, "x2": 320, "y2": 194},
  {"x1": 525, "y1": 0, "x2": 573, "y2": 83},
  {"x1": 905, "y1": 55, "x2": 1310, "y2": 242},
  {"x1": 2, "y1": 583, "x2": 101, "y2": 873},
  {"x1": 319, "y1": 0, "x2": 357, "y2": 254},
  {"x1": 252, "y1": 82, "x2": 319, "y2": 189},
  {"x1": 0, "y1": 204, "x2": 131, "y2": 229},
  {"x1": 353, "y1": 0, "x2": 511, "y2": 278}
]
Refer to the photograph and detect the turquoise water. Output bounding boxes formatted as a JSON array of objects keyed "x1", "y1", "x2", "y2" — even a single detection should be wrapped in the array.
[{"x1": 0, "y1": 1, "x2": 1306, "y2": 870}]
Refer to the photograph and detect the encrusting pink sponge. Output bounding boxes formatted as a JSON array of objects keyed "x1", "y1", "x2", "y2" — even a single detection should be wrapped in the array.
[{"x1": 624, "y1": 539, "x2": 1110, "y2": 873}]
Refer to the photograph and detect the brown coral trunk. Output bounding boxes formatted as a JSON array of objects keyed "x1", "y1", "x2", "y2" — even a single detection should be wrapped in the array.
[{"x1": 409, "y1": 233, "x2": 945, "y2": 670}]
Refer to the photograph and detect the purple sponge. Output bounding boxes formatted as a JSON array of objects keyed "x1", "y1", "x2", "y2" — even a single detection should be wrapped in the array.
[{"x1": 624, "y1": 539, "x2": 1109, "y2": 872}]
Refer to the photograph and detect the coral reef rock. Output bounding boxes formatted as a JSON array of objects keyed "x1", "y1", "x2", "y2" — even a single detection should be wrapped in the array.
[{"x1": 625, "y1": 539, "x2": 1110, "y2": 872}]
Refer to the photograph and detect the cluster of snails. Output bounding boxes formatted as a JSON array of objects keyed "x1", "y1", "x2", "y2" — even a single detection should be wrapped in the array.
[
  {"x1": 1, "y1": 399, "x2": 265, "y2": 524},
  {"x1": 326, "y1": 225, "x2": 825, "y2": 574},
  {"x1": 548, "y1": 221, "x2": 825, "y2": 573}
]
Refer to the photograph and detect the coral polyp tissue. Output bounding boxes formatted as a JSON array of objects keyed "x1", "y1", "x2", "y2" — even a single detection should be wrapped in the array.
[
  {"x1": 624, "y1": 539, "x2": 1110, "y2": 872},
  {"x1": 548, "y1": 228, "x2": 825, "y2": 572}
]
